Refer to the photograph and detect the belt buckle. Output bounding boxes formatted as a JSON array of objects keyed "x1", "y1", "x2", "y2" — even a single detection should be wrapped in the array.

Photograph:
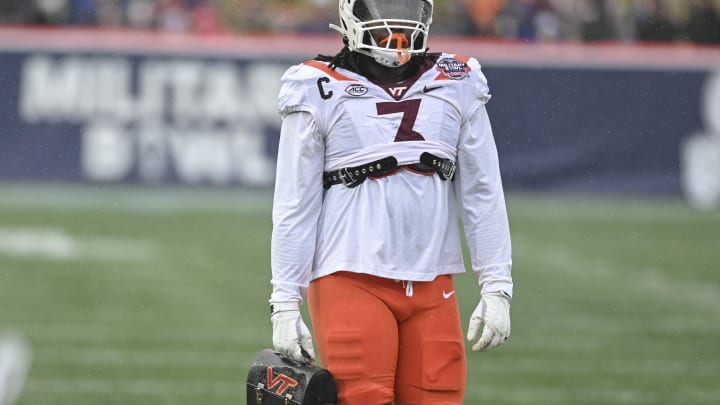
[
  {"x1": 339, "y1": 167, "x2": 361, "y2": 187},
  {"x1": 441, "y1": 160, "x2": 456, "y2": 180}
]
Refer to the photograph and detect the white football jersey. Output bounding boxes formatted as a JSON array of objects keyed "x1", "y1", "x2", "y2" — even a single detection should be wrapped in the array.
[{"x1": 271, "y1": 53, "x2": 512, "y2": 303}]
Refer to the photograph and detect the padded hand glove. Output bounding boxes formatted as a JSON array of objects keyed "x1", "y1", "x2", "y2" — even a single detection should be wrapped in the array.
[
  {"x1": 270, "y1": 302, "x2": 316, "y2": 364},
  {"x1": 467, "y1": 292, "x2": 511, "y2": 352}
]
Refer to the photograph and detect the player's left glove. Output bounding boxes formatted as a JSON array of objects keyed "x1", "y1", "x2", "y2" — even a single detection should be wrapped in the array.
[
  {"x1": 467, "y1": 292, "x2": 511, "y2": 352},
  {"x1": 270, "y1": 302, "x2": 316, "y2": 364}
]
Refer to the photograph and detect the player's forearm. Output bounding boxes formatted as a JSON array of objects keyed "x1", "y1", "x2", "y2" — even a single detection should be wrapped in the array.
[
  {"x1": 269, "y1": 276, "x2": 309, "y2": 303},
  {"x1": 461, "y1": 183, "x2": 513, "y2": 297},
  {"x1": 474, "y1": 263, "x2": 513, "y2": 298},
  {"x1": 457, "y1": 105, "x2": 513, "y2": 297},
  {"x1": 461, "y1": 187, "x2": 512, "y2": 288},
  {"x1": 270, "y1": 111, "x2": 325, "y2": 303},
  {"x1": 270, "y1": 211, "x2": 321, "y2": 303}
]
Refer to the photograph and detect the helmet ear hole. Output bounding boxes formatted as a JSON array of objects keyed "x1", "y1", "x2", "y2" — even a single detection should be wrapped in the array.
[
  {"x1": 362, "y1": 31, "x2": 373, "y2": 46},
  {"x1": 413, "y1": 34, "x2": 426, "y2": 50}
]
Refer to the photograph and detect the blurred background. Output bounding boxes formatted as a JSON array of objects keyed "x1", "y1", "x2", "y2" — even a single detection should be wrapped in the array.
[
  {"x1": 0, "y1": 0, "x2": 719, "y2": 42},
  {"x1": 0, "y1": 1, "x2": 719, "y2": 404}
]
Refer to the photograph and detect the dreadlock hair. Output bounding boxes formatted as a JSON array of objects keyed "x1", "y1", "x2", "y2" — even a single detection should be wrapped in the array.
[
  {"x1": 315, "y1": 46, "x2": 352, "y2": 70},
  {"x1": 315, "y1": 36, "x2": 354, "y2": 71}
]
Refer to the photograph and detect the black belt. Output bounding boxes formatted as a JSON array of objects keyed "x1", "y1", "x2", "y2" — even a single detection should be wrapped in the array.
[
  {"x1": 414, "y1": 152, "x2": 457, "y2": 181},
  {"x1": 323, "y1": 152, "x2": 455, "y2": 189}
]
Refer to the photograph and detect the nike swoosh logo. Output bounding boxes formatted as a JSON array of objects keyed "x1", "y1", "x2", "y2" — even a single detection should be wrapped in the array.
[
  {"x1": 423, "y1": 85, "x2": 442, "y2": 93},
  {"x1": 442, "y1": 290, "x2": 456, "y2": 299}
]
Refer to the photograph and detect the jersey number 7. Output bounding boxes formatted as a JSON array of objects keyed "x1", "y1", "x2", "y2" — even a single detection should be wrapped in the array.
[{"x1": 376, "y1": 99, "x2": 425, "y2": 142}]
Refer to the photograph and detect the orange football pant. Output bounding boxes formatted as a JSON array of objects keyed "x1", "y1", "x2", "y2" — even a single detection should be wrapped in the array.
[{"x1": 308, "y1": 271, "x2": 466, "y2": 405}]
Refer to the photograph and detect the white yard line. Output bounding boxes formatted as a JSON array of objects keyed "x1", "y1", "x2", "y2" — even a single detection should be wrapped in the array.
[
  {"x1": 36, "y1": 348, "x2": 241, "y2": 368},
  {"x1": 468, "y1": 386, "x2": 720, "y2": 404},
  {"x1": 0, "y1": 226, "x2": 156, "y2": 261},
  {"x1": 25, "y1": 378, "x2": 241, "y2": 396},
  {"x1": 515, "y1": 234, "x2": 720, "y2": 312},
  {"x1": 0, "y1": 183, "x2": 272, "y2": 214},
  {"x1": 23, "y1": 324, "x2": 250, "y2": 343},
  {"x1": 469, "y1": 357, "x2": 719, "y2": 375},
  {"x1": 36, "y1": 347, "x2": 715, "y2": 373}
]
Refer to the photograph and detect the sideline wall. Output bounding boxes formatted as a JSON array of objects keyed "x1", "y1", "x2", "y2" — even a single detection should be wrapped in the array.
[{"x1": 1, "y1": 28, "x2": 719, "y2": 204}]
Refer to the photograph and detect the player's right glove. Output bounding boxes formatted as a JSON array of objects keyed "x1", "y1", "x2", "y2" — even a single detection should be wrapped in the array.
[{"x1": 270, "y1": 302, "x2": 316, "y2": 364}]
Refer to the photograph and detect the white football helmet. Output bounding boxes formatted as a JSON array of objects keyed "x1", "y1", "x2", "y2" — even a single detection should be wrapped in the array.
[{"x1": 330, "y1": 0, "x2": 433, "y2": 68}]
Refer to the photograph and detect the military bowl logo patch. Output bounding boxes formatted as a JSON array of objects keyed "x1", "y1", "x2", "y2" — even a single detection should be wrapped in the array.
[{"x1": 437, "y1": 57, "x2": 471, "y2": 80}]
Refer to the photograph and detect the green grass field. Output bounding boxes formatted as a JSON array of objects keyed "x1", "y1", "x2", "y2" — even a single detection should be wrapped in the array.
[{"x1": 0, "y1": 183, "x2": 718, "y2": 405}]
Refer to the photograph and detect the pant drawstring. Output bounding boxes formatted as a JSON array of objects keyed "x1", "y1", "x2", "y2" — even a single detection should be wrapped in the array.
[
  {"x1": 403, "y1": 280, "x2": 414, "y2": 297},
  {"x1": 395, "y1": 280, "x2": 415, "y2": 297}
]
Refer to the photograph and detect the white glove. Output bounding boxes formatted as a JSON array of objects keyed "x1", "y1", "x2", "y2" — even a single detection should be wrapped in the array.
[
  {"x1": 467, "y1": 292, "x2": 511, "y2": 352},
  {"x1": 270, "y1": 302, "x2": 316, "y2": 364}
]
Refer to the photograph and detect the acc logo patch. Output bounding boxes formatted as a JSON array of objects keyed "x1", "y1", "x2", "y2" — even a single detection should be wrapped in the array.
[
  {"x1": 436, "y1": 57, "x2": 471, "y2": 80},
  {"x1": 345, "y1": 84, "x2": 369, "y2": 96}
]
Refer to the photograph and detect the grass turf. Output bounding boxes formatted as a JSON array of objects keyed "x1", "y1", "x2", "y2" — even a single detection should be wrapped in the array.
[{"x1": 0, "y1": 183, "x2": 718, "y2": 404}]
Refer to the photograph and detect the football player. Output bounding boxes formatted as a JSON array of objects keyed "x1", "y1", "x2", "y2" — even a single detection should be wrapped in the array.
[{"x1": 269, "y1": 0, "x2": 513, "y2": 403}]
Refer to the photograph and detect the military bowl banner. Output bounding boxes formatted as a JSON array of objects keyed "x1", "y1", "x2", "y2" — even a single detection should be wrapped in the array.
[
  {"x1": 1, "y1": 28, "x2": 719, "y2": 205},
  {"x1": 0, "y1": 43, "x2": 290, "y2": 187}
]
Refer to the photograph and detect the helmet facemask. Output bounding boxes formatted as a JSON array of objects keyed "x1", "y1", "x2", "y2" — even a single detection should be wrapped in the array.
[{"x1": 331, "y1": 0, "x2": 433, "y2": 68}]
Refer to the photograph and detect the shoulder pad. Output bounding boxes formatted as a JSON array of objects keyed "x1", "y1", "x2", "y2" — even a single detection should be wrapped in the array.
[
  {"x1": 467, "y1": 57, "x2": 491, "y2": 104},
  {"x1": 278, "y1": 61, "x2": 357, "y2": 115}
]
